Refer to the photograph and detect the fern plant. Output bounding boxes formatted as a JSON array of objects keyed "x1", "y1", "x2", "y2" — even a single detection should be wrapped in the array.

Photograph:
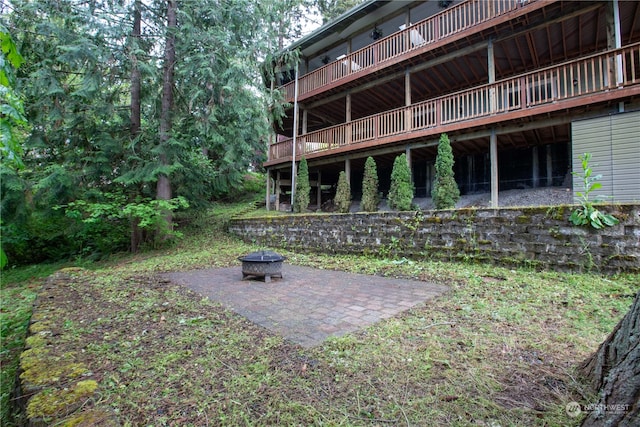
[{"x1": 569, "y1": 153, "x2": 619, "y2": 229}]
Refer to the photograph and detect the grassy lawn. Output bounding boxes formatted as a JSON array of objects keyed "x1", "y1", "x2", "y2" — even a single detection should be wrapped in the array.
[{"x1": 1, "y1": 202, "x2": 638, "y2": 426}]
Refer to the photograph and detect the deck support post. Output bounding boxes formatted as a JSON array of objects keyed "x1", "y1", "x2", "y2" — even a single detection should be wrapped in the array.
[
  {"x1": 532, "y1": 146, "x2": 539, "y2": 188},
  {"x1": 345, "y1": 158, "x2": 351, "y2": 185},
  {"x1": 546, "y1": 145, "x2": 553, "y2": 187},
  {"x1": 317, "y1": 170, "x2": 322, "y2": 209},
  {"x1": 290, "y1": 64, "x2": 299, "y2": 212},
  {"x1": 490, "y1": 129, "x2": 498, "y2": 208},
  {"x1": 405, "y1": 69, "x2": 411, "y2": 132},
  {"x1": 302, "y1": 108, "x2": 308, "y2": 135},
  {"x1": 607, "y1": 0, "x2": 624, "y2": 112},
  {"x1": 488, "y1": 38, "x2": 496, "y2": 113},
  {"x1": 405, "y1": 146, "x2": 413, "y2": 185},
  {"x1": 488, "y1": 37, "x2": 498, "y2": 207},
  {"x1": 346, "y1": 93, "x2": 352, "y2": 145},
  {"x1": 276, "y1": 170, "x2": 281, "y2": 211},
  {"x1": 266, "y1": 168, "x2": 271, "y2": 211}
]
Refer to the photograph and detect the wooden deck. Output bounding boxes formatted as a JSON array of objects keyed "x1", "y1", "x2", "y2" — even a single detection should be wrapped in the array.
[
  {"x1": 281, "y1": 0, "x2": 546, "y2": 103},
  {"x1": 266, "y1": 42, "x2": 640, "y2": 166}
]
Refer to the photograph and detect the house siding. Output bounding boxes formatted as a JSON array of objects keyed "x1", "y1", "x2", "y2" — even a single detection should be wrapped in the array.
[
  {"x1": 611, "y1": 112, "x2": 640, "y2": 202},
  {"x1": 572, "y1": 110, "x2": 640, "y2": 203}
]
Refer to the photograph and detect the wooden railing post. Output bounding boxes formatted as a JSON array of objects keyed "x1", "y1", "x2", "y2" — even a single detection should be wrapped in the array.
[{"x1": 374, "y1": 117, "x2": 378, "y2": 140}]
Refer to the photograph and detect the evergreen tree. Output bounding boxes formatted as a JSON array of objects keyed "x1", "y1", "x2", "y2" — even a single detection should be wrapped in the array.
[
  {"x1": 432, "y1": 133, "x2": 460, "y2": 209},
  {"x1": 334, "y1": 170, "x2": 351, "y2": 213},
  {"x1": 315, "y1": 0, "x2": 363, "y2": 24},
  {"x1": 1, "y1": 0, "x2": 309, "y2": 264},
  {"x1": 361, "y1": 156, "x2": 379, "y2": 212},
  {"x1": 388, "y1": 153, "x2": 414, "y2": 211},
  {"x1": 293, "y1": 157, "x2": 310, "y2": 213}
]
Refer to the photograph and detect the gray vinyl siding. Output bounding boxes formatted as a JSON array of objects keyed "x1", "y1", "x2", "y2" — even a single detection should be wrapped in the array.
[
  {"x1": 572, "y1": 111, "x2": 640, "y2": 203},
  {"x1": 611, "y1": 113, "x2": 640, "y2": 201}
]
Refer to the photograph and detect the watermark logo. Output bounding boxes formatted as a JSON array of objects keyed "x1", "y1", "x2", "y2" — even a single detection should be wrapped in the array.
[
  {"x1": 566, "y1": 401, "x2": 630, "y2": 418},
  {"x1": 566, "y1": 402, "x2": 582, "y2": 418}
]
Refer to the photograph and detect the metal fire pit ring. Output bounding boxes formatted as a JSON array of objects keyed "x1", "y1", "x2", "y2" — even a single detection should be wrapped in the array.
[{"x1": 238, "y1": 250, "x2": 286, "y2": 283}]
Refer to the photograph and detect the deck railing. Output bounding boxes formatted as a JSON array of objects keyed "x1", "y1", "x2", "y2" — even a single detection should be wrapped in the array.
[
  {"x1": 282, "y1": 0, "x2": 537, "y2": 101},
  {"x1": 269, "y1": 43, "x2": 640, "y2": 162}
]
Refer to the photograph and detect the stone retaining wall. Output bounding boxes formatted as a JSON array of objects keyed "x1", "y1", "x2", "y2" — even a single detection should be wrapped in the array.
[{"x1": 228, "y1": 204, "x2": 640, "y2": 273}]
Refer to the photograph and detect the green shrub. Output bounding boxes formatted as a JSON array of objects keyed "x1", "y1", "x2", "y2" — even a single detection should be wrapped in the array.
[
  {"x1": 231, "y1": 172, "x2": 264, "y2": 199},
  {"x1": 432, "y1": 133, "x2": 460, "y2": 209},
  {"x1": 388, "y1": 153, "x2": 414, "y2": 211},
  {"x1": 361, "y1": 157, "x2": 379, "y2": 212},
  {"x1": 293, "y1": 157, "x2": 310, "y2": 213},
  {"x1": 1, "y1": 210, "x2": 81, "y2": 265},
  {"x1": 334, "y1": 171, "x2": 351, "y2": 213}
]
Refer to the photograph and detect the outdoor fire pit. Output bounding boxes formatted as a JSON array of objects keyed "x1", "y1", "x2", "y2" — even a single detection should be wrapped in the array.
[{"x1": 238, "y1": 250, "x2": 286, "y2": 282}]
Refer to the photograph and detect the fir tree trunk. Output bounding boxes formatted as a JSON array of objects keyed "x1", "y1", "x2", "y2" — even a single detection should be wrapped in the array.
[
  {"x1": 129, "y1": 0, "x2": 142, "y2": 253},
  {"x1": 157, "y1": 0, "x2": 177, "y2": 234},
  {"x1": 130, "y1": 216, "x2": 141, "y2": 253},
  {"x1": 130, "y1": 0, "x2": 141, "y2": 138},
  {"x1": 579, "y1": 291, "x2": 640, "y2": 426}
]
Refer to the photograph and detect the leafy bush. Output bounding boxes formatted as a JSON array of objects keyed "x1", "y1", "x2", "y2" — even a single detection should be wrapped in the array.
[
  {"x1": 239, "y1": 172, "x2": 265, "y2": 195},
  {"x1": 334, "y1": 171, "x2": 351, "y2": 213},
  {"x1": 293, "y1": 157, "x2": 310, "y2": 213},
  {"x1": 388, "y1": 153, "x2": 414, "y2": 211},
  {"x1": 432, "y1": 133, "x2": 460, "y2": 209},
  {"x1": 569, "y1": 153, "x2": 619, "y2": 229},
  {"x1": 361, "y1": 157, "x2": 379, "y2": 212},
  {"x1": 1, "y1": 210, "x2": 80, "y2": 265},
  {"x1": 64, "y1": 194, "x2": 190, "y2": 251},
  {"x1": 1, "y1": 165, "x2": 83, "y2": 266}
]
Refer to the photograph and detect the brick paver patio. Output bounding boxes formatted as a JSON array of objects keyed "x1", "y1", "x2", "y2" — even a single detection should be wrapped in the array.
[{"x1": 163, "y1": 264, "x2": 448, "y2": 347}]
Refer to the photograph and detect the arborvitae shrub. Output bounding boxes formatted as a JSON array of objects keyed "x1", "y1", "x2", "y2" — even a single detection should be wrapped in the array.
[
  {"x1": 360, "y1": 156, "x2": 379, "y2": 212},
  {"x1": 334, "y1": 171, "x2": 351, "y2": 213},
  {"x1": 388, "y1": 153, "x2": 414, "y2": 211},
  {"x1": 293, "y1": 157, "x2": 310, "y2": 213},
  {"x1": 432, "y1": 133, "x2": 460, "y2": 209}
]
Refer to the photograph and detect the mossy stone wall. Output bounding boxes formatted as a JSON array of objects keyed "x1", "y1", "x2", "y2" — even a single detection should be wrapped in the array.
[{"x1": 228, "y1": 204, "x2": 640, "y2": 273}]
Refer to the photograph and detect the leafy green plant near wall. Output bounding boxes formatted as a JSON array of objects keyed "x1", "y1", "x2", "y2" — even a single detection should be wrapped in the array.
[{"x1": 569, "y1": 153, "x2": 619, "y2": 229}]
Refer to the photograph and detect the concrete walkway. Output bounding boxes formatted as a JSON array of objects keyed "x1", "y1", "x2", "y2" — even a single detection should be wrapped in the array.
[{"x1": 163, "y1": 264, "x2": 448, "y2": 347}]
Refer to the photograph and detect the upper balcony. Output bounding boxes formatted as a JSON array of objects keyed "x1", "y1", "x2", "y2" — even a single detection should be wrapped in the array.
[
  {"x1": 266, "y1": 42, "x2": 640, "y2": 166},
  {"x1": 278, "y1": 0, "x2": 546, "y2": 104}
]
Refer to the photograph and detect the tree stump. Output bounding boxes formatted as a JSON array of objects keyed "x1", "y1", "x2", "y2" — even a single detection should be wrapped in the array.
[{"x1": 579, "y1": 291, "x2": 639, "y2": 426}]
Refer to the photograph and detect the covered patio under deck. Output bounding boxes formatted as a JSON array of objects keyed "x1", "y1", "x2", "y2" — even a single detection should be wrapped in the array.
[{"x1": 265, "y1": 116, "x2": 576, "y2": 212}]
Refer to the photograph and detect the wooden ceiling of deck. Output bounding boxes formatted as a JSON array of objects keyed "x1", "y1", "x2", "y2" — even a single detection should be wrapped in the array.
[{"x1": 301, "y1": 119, "x2": 572, "y2": 180}]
